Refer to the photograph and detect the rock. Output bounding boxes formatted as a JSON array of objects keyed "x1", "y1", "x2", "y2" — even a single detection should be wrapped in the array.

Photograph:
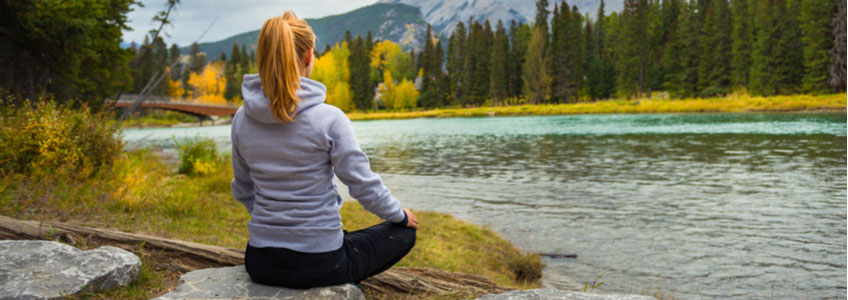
[
  {"x1": 477, "y1": 289, "x2": 657, "y2": 300},
  {"x1": 0, "y1": 240, "x2": 141, "y2": 299},
  {"x1": 155, "y1": 266, "x2": 365, "y2": 300}
]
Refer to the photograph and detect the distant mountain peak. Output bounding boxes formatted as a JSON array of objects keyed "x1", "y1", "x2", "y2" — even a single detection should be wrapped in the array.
[{"x1": 379, "y1": 0, "x2": 623, "y2": 36}]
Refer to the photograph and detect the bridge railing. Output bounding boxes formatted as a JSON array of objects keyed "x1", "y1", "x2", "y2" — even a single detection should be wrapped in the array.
[{"x1": 113, "y1": 94, "x2": 240, "y2": 108}]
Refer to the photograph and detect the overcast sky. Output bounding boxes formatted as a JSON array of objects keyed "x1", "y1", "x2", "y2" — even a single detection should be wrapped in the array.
[{"x1": 123, "y1": 0, "x2": 378, "y2": 46}]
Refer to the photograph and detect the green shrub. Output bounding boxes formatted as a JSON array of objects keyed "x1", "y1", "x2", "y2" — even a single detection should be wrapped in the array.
[
  {"x1": 174, "y1": 137, "x2": 220, "y2": 176},
  {"x1": 0, "y1": 99, "x2": 122, "y2": 178}
]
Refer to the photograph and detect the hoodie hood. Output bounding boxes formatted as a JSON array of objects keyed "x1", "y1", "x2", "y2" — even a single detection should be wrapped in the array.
[{"x1": 241, "y1": 74, "x2": 328, "y2": 124}]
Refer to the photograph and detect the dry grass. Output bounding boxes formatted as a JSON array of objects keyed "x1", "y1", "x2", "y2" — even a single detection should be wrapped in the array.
[{"x1": 1, "y1": 147, "x2": 542, "y2": 299}]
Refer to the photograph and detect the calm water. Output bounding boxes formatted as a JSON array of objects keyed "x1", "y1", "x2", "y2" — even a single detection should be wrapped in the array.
[{"x1": 124, "y1": 113, "x2": 847, "y2": 299}]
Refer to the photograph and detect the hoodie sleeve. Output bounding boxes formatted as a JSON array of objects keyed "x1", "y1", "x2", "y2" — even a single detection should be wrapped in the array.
[
  {"x1": 231, "y1": 117, "x2": 256, "y2": 214},
  {"x1": 328, "y1": 115, "x2": 405, "y2": 223}
]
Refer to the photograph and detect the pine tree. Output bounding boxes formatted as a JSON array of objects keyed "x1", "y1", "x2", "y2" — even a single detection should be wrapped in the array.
[
  {"x1": 568, "y1": 5, "x2": 586, "y2": 101},
  {"x1": 349, "y1": 36, "x2": 373, "y2": 111},
  {"x1": 230, "y1": 43, "x2": 242, "y2": 69},
  {"x1": 224, "y1": 43, "x2": 242, "y2": 101},
  {"x1": 344, "y1": 30, "x2": 353, "y2": 46},
  {"x1": 587, "y1": 0, "x2": 616, "y2": 100},
  {"x1": 646, "y1": 0, "x2": 665, "y2": 92},
  {"x1": 433, "y1": 40, "x2": 445, "y2": 103},
  {"x1": 447, "y1": 21, "x2": 467, "y2": 106},
  {"x1": 461, "y1": 20, "x2": 474, "y2": 107},
  {"x1": 420, "y1": 25, "x2": 440, "y2": 108},
  {"x1": 169, "y1": 43, "x2": 180, "y2": 80},
  {"x1": 750, "y1": 0, "x2": 803, "y2": 95},
  {"x1": 550, "y1": 3, "x2": 584, "y2": 103},
  {"x1": 536, "y1": 0, "x2": 551, "y2": 33},
  {"x1": 550, "y1": 3, "x2": 569, "y2": 103},
  {"x1": 523, "y1": 27, "x2": 551, "y2": 104},
  {"x1": 474, "y1": 20, "x2": 493, "y2": 105},
  {"x1": 151, "y1": 37, "x2": 170, "y2": 95},
  {"x1": 661, "y1": 9, "x2": 682, "y2": 95},
  {"x1": 240, "y1": 44, "x2": 249, "y2": 70},
  {"x1": 800, "y1": 0, "x2": 837, "y2": 93},
  {"x1": 508, "y1": 21, "x2": 532, "y2": 101},
  {"x1": 750, "y1": 0, "x2": 775, "y2": 95},
  {"x1": 366, "y1": 31, "x2": 374, "y2": 53},
  {"x1": 830, "y1": 0, "x2": 846, "y2": 92},
  {"x1": 468, "y1": 21, "x2": 491, "y2": 106},
  {"x1": 583, "y1": 18, "x2": 594, "y2": 97},
  {"x1": 661, "y1": 0, "x2": 681, "y2": 46},
  {"x1": 731, "y1": 0, "x2": 753, "y2": 88},
  {"x1": 698, "y1": 0, "x2": 732, "y2": 96},
  {"x1": 778, "y1": 0, "x2": 804, "y2": 93},
  {"x1": 490, "y1": 20, "x2": 509, "y2": 105},
  {"x1": 666, "y1": 0, "x2": 700, "y2": 97},
  {"x1": 617, "y1": 0, "x2": 650, "y2": 98}
]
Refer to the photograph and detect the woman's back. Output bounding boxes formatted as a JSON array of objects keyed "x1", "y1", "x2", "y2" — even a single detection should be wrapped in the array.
[
  {"x1": 234, "y1": 11, "x2": 417, "y2": 289},
  {"x1": 232, "y1": 74, "x2": 405, "y2": 253}
]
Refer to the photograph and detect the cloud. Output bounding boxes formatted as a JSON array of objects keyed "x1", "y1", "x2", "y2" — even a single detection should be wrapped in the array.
[{"x1": 124, "y1": 0, "x2": 378, "y2": 47}]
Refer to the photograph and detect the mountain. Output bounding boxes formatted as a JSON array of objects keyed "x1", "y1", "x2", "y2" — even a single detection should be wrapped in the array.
[
  {"x1": 185, "y1": 3, "x2": 430, "y2": 61},
  {"x1": 378, "y1": 0, "x2": 623, "y2": 37}
]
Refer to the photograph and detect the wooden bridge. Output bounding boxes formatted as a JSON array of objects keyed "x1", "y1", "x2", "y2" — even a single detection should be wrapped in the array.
[{"x1": 106, "y1": 95, "x2": 239, "y2": 124}]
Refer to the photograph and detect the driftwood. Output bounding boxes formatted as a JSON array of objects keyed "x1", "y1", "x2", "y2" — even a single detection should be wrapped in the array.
[
  {"x1": 0, "y1": 215, "x2": 512, "y2": 297},
  {"x1": 540, "y1": 253, "x2": 578, "y2": 259}
]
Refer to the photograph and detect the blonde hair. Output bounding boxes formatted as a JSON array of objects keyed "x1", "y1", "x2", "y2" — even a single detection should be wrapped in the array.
[{"x1": 256, "y1": 11, "x2": 315, "y2": 123}]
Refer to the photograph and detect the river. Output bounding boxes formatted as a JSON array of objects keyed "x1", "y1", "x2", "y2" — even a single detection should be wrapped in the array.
[{"x1": 123, "y1": 113, "x2": 847, "y2": 299}]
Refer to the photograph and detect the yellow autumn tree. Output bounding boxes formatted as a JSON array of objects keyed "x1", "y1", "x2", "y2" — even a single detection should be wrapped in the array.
[
  {"x1": 380, "y1": 70, "x2": 418, "y2": 110},
  {"x1": 393, "y1": 78, "x2": 418, "y2": 110},
  {"x1": 370, "y1": 40, "x2": 415, "y2": 81},
  {"x1": 312, "y1": 42, "x2": 353, "y2": 112},
  {"x1": 187, "y1": 62, "x2": 227, "y2": 105},
  {"x1": 380, "y1": 70, "x2": 396, "y2": 109}
]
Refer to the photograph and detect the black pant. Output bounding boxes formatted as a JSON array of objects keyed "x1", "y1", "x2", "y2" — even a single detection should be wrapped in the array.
[{"x1": 244, "y1": 221, "x2": 416, "y2": 289}]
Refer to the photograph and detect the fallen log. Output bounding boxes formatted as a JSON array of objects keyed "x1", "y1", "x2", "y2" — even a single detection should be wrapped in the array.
[
  {"x1": 0, "y1": 215, "x2": 242, "y2": 271},
  {"x1": 0, "y1": 215, "x2": 513, "y2": 297}
]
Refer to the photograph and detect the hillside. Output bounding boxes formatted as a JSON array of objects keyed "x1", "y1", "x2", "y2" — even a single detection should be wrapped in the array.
[
  {"x1": 379, "y1": 0, "x2": 624, "y2": 37},
  {"x1": 184, "y1": 3, "x2": 430, "y2": 61}
]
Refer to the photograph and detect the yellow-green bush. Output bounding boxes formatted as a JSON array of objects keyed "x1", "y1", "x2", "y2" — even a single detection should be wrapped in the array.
[
  {"x1": 0, "y1": 100, "x2": 122, "y2": 179},
  {"x1": 174, "y1": 137, "x2": 221, "y2": 176}
]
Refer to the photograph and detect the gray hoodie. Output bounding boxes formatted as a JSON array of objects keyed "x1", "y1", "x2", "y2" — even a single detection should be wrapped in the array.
[{"x1": 231, "y1": 74, "x2": 405, "y2": 253}]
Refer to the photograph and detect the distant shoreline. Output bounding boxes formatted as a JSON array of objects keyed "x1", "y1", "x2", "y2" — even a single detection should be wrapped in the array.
[
  {"x1": 121, "y1": 93, "x2": 846, "y2": 128},
  {"x1": 346, "y1": 93, "x2": 847, "y2": 121}
]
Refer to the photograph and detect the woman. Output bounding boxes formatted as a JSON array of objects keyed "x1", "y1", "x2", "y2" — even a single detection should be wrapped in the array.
[{"x1": 230, "y1": 11, "x2": 418, "y2": 289}]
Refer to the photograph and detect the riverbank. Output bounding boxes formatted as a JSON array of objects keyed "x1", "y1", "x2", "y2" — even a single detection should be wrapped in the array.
[
  {"x1": 347, "y1": 93, "x2": 846, "y2": 121},
  {"x1": 0, "y1": 146, "x2": 543, "y2": 299}
]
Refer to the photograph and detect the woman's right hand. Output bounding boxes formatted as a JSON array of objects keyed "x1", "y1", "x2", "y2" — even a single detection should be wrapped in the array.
[{"x1": 403, "y1": 208, "x2": 419, "y2": 230}]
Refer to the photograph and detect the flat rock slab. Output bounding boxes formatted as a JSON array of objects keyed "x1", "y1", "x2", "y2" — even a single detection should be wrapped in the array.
[
  {"x1": 477, "y1": 289, "x2": 656, "y2": 300},
  {"x1": 0, "y1": 240, "x2": 141, "y2": 299},
  {"x1": 155, "y1": 266, "x2": 365, "y2": 300}
]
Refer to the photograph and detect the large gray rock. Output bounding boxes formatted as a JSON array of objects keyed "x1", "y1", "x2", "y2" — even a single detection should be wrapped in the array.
[
  {"x1": 0, "y1": 240, "x2": 141, "y2": 299},
  {"x1": 477, "y1": 289, "x2": 657, "y2": 300},
  {"x1": 155, "y1": 266, "x2": 365, "y2": 300}
]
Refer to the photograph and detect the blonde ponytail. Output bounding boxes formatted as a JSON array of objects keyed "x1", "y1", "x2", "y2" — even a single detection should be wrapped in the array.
[{"x1": 257, "y1": 11, "x2": 315, "y2": 123}]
